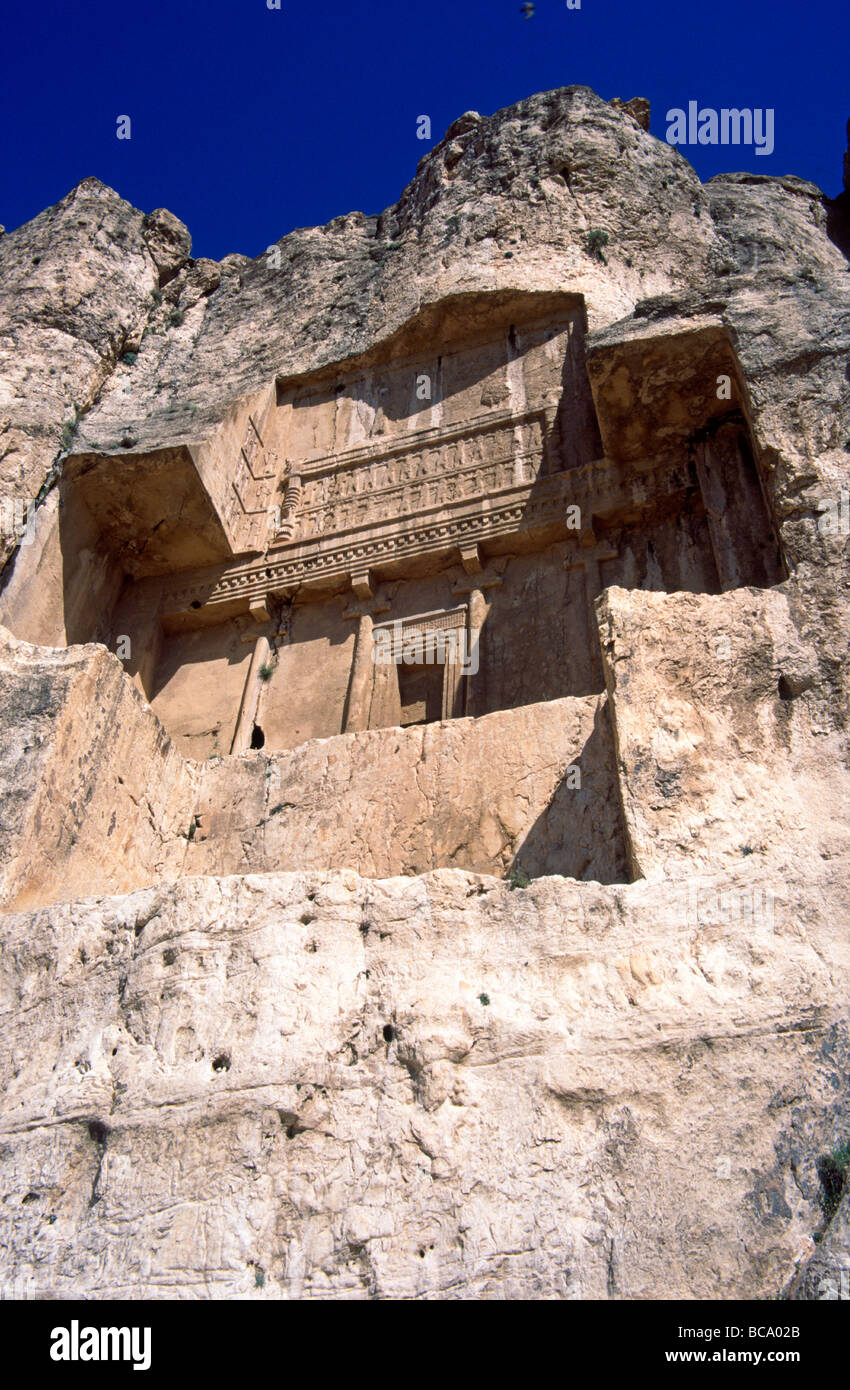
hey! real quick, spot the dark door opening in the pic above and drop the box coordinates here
[398,662,445,727]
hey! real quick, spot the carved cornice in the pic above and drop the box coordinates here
[161,475,572,616]
[157,455,697,621]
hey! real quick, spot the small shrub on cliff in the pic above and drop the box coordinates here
[584,229,609,264]
[59,419,77,451]
[818,1141,850,1223]
[259,662,275,682]
[507,865,531,891]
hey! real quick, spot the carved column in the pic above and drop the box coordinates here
[369,629,402,729]
[343,611,375,732]
[565,537,617,692]
[458,588,486,716]
[275,473,302,540]
[342,573,390,732]
[452,545,501,717]
[230,635,271,754]
[573,535,617,608]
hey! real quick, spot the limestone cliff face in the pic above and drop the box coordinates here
[0,86,849,1300]
[1,864,847,1300]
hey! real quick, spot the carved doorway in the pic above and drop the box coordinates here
[369,605,468,729]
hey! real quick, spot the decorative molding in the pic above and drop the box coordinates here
[157,455,697,623]
[160,475,576,617]
[373,605,468,643]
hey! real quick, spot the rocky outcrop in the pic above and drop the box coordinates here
[0,619,625,910]
[0,626,195,914]
[597,586,849,880]
[0,180,189,569]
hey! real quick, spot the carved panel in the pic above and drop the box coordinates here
[287,409,550,543]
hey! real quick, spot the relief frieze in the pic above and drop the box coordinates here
[277,408,549,543]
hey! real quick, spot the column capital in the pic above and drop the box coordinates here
[349,568,374,600]
[343,596,391,622]
[452,569,502,597]
[457,543,483,575]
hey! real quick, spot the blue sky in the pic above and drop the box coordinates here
[1,0,846,260]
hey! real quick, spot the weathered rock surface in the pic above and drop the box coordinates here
[1,862,847,1299]
[791,1178,850,1300]
[0,624,627,911]
[188,692,627,885]
[0,180,184,568]
[0,626,195,913]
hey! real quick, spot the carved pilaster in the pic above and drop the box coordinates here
[342,586,391,732]
[565,538,618,691]
[452,564,503,716]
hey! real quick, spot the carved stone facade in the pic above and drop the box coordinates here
[1,84,849,1303]
[0,290,782,770]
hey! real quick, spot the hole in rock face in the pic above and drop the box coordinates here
[163,947,177,965]
[383,1024,396,1043]
[278,1110,302,1139]
[250,724,265,749]
[778,673,813,701]
[212,1053,231,1072]
[190,600,202,610]
[87,1120,109,1146]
